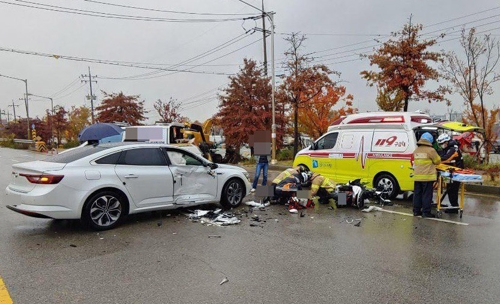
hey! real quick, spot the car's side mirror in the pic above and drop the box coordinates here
[208,163,218,170]
[311,142,317,150]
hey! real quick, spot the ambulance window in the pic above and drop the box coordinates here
[317,133,338,150]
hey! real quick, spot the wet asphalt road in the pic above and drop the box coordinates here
[1,148,500,303]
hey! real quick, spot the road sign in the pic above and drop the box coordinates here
[31,123,35,130]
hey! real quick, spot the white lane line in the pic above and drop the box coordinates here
[376,208,469,226]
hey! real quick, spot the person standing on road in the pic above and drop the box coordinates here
[413,132,441,218]
[436,134,464,213]
[251,154,269,193]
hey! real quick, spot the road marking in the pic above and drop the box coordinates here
[376,208,469,226]
[0,276,13,304]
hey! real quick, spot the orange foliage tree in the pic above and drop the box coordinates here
[278,33,354,156]
[154,98,187,123]
[96,92,146,125]
[214,59,286,154]
[298,85,356,139]
[375,87,405,111]
[361,22,449,112]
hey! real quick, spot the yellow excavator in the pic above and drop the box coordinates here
[181,119,224,163]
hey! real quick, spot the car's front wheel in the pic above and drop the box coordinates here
[82,190,126,231]
[220,178,244,208]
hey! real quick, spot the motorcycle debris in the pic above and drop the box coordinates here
[220,277,229,285]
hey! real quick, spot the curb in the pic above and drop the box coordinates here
[465,184,500,196]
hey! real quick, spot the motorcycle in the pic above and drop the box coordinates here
[334,179,392,209]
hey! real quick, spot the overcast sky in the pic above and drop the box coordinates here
[1,0,499,126]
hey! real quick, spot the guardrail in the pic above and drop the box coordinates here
[0,138,35,144]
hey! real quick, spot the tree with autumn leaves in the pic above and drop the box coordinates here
[361,22,449,112]
[278,33,356,156]
[441,28,500,161]
[214,58,286,155]
[96,91,146,125]
[154,98,188,123]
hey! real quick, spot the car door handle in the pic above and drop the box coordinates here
[124,175,138,179]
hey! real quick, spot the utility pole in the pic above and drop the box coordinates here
[0,110,5,124]
[9,100,19,122]
[261,0,268,76]
[81,66,97,124]
[238,0,277,164]
[0,74,30,139]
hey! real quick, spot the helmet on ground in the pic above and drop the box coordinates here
[420,132,434,144]
[298,165,306,173]
[437,133,451,144]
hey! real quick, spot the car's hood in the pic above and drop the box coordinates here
[215,164,246,172]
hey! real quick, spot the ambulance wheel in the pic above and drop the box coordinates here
[374,174,400,200]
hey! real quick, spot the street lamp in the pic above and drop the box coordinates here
[0,74,30,139]
[28,94,54,145]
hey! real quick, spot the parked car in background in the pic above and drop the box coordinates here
[6,143,251,230]
[493,139,500,154]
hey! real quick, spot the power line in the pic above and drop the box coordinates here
[277,32,388,37]
[99,31,255,80]
[236,0,263,13]
[50,77,81,98]
[98,36,262,81]
[426,5,500,28]
[83,0,255,16]
[0,0,258,22]
[0,46,234,75]
[52,83,86,100]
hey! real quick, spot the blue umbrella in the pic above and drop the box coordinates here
[78,123,123,143]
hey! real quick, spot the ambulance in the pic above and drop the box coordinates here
[293,112,433,199]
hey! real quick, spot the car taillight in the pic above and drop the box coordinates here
[20,174,64,184]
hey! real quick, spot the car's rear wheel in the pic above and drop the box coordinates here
[220,178,244,208]
[374,173,400,200]
[82,190,126,231]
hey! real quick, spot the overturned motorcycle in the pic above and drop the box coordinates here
[333,179,392,209]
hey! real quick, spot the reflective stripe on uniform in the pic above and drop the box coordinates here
[413,173,437,181]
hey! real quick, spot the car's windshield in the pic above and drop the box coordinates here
[44,146,112,163]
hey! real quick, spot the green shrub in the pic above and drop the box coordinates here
[240,157,256,165]
[463,154,482,170]
[63,141,80,149]
[0,134,16,148]
[277,148,294,161]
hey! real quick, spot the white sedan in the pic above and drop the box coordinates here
[6,143,251,230]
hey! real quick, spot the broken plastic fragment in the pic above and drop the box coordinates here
[220,277,229,285]
[245,201,271,208]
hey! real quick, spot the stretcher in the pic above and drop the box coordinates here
[436,166,483,219]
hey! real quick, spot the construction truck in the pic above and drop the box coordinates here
[123,120,225,163]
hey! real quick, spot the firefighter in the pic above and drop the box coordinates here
[413,132,441,218]
[309,172,336,204]
[271,165,306,185]
[436,133,464,213]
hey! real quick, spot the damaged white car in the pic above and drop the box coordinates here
[6,143,251,230]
